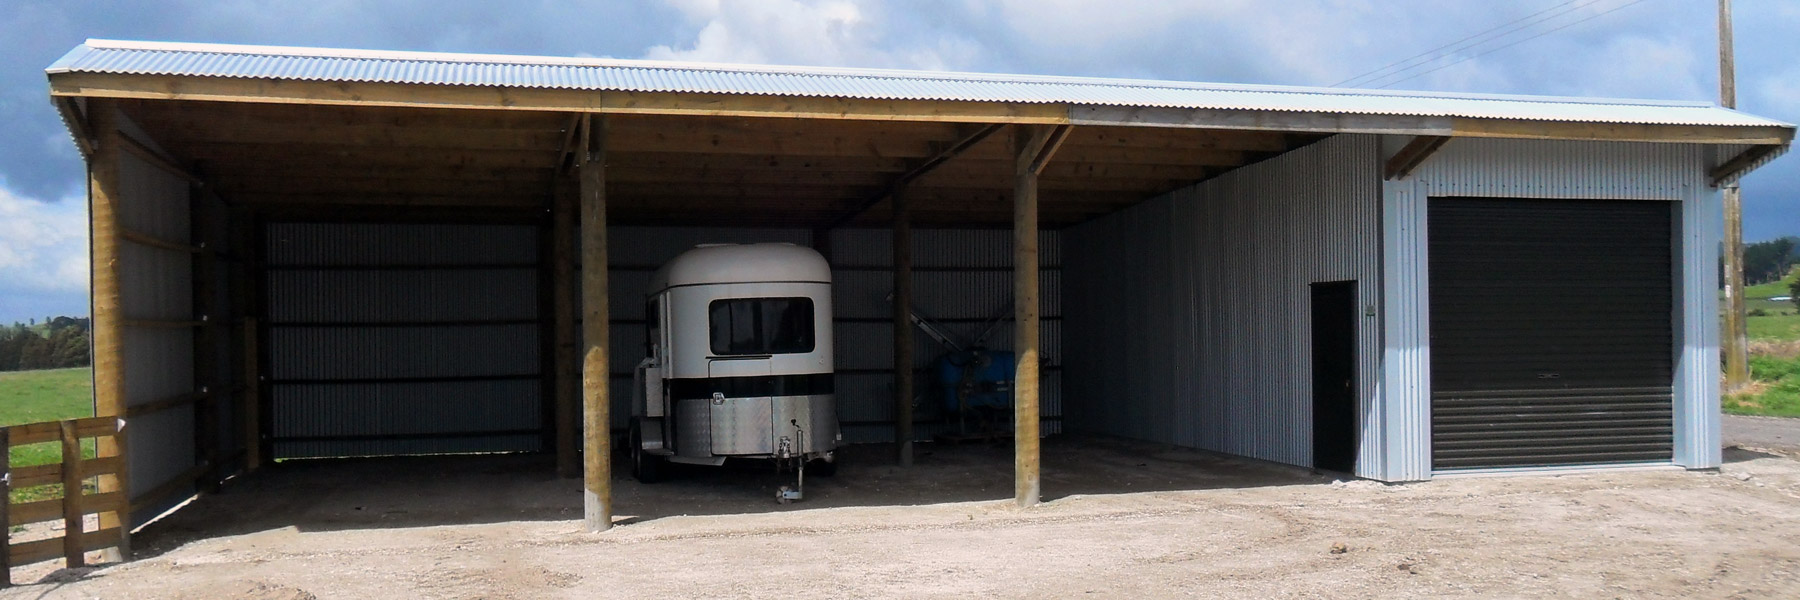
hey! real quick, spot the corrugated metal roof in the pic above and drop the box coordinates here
[48,39,1792,128]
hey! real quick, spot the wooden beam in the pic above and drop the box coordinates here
[116,132,203,185]
[1384,135,1451,181]
[1709,144,1785,187]
[121,98,571,130]
[120,228,202,254]
[554,114,583,175]
[181,144,560,169]
[52,73,1071,124]
[824,123,1005,229]
[229,193,544,208]
[1451,118,1793,145]
[86,100,131,561]
[578,114,613,532]
[552,180,578,478]
[1013,125,1051,509]
[893,184,914,467]
[54,97,93,158]
[1028,125,1073,175]
[1073,104,1796,145]
[210,174,551,198]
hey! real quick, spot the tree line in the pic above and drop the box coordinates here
[0,316,91,372]
[1744,236,1800,287]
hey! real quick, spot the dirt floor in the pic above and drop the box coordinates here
[7,435,1800,599]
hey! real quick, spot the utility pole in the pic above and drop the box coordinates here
[1720,0,1750,391]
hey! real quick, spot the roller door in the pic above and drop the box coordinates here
[1429,197,1674,470]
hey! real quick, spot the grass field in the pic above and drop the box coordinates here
[0,367,97,503]
[1726,267,1800,417]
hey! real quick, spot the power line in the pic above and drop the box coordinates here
[1369,0,1652,89]
[1332,0,1600,88]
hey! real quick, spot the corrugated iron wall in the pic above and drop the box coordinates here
[602,227,1063,443]
[114,135,198,522]
[1065,134,1382,472]
[263,223,544,458]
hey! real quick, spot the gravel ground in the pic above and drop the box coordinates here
[1724,414,1800,454]
[5,436,1800,599]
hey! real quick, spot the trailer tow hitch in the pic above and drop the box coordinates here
[777,420,806,504]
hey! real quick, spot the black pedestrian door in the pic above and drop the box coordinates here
[1428,198,1675,470]
[1311,281,1358,473]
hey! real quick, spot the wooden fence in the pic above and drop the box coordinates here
[1,416,127,586]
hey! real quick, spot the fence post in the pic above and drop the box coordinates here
[59,421,84,568]
[2,428,12,586]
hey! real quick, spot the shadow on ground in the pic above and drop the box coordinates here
[127,434,1330,559]
[1724,445,1788,463]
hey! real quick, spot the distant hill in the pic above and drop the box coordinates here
[0,316,90,372]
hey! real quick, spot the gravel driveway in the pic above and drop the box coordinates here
[1724,413,1800,453]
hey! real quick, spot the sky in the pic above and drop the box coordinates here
[0,0,1795,324]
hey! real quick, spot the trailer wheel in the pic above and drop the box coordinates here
[630,419,665,483]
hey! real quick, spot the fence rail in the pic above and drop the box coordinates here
[1,416,126,586]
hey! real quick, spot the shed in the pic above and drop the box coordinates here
[43,40,1794,549]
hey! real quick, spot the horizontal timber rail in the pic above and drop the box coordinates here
[119,229,203,254]
[1,416,127,585]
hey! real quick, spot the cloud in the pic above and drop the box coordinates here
[0,182,88,321]
[0,184,87,292]
[644,0,943,68]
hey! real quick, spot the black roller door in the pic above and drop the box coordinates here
[1429,197,1674,470]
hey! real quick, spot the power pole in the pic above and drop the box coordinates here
[1720,0,1751,391]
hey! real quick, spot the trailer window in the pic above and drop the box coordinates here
[709,297,814,356]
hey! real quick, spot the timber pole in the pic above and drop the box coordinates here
[893,185,915,467]
[87,100,131,559]
[578,114,614,531]
[553,179,579,478]
[1010,124,1069,508]
[1720,0,1750,391]
[1013,126,1048,508]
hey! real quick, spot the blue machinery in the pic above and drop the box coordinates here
[907,306,1017,440]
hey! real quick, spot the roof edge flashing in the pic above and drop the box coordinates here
[62,39,1736,110]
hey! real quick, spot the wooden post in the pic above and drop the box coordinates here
[1010,124,1068,509]
[893,185,915,467]
[553,180,579,478]
[1720,0,1750,391]
[87,101,131,560]
[578,115,613,532]
[59,420,84,568]
[1,428,12,587]
[1013,126,1047,508]
[242,319,261,472]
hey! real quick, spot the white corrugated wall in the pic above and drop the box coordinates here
[1065,134,1383,472]
[114,124,198,524]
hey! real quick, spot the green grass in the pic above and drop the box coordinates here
[1748,312,1800,343]
[1726,352,1800,417]
[1725,265,1800,417]
[0,368,97,503]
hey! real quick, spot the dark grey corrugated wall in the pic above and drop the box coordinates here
[264,223,545,458]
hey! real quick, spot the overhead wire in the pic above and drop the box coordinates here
[1368,0,1653,89]
[1332,0,1598,87]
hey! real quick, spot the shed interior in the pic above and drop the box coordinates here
[83,95,1334,527]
